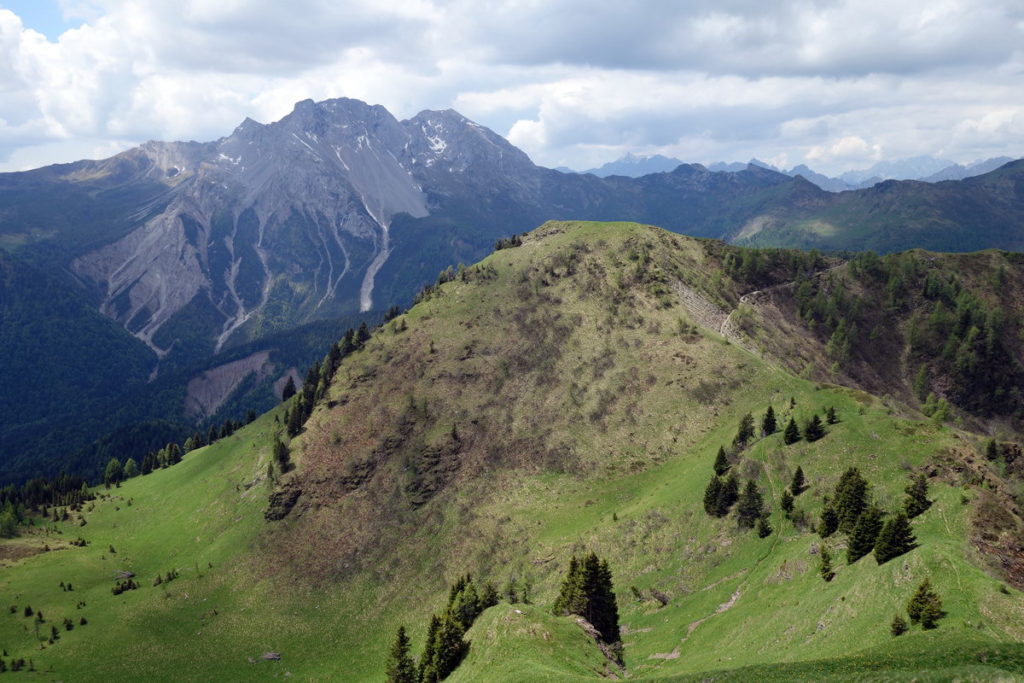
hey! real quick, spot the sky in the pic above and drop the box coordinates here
[0,1,1022,175]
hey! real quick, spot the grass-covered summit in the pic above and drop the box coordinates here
[1,220,1022,680]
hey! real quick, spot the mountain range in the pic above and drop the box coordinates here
[577,153,1018,191]
[3,97,1024,483]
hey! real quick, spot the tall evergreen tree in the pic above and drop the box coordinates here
[819,546,835,582]
[756,516,773,538]
[736,480,765,529]
[780,490,794,516]
[783,417,801,444]
[985,439,999,461]
[417,615,441,683]
[273,439,290,473]
[874,512,918,564]
[734,413,756,448]
[761,406,777,435]
[834,467,869,533]
[846,505,884,563]
[818,503,839,538]
[791,466,806,495]
[903,473,931,518]
[703,477,723,516]
[386,626,417,683]
[804,414,826,442]
[713,446,730,476]
[356,322,371,347]
[281,376,297,401]
[907,578,943,628]
[555,553,620,644]
[716,473,740,517]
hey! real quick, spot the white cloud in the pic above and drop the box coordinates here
[0,1,1021,175]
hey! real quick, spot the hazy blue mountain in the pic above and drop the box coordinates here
[580,153,685,177]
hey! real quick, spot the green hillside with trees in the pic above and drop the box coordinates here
[0,221,1022,680]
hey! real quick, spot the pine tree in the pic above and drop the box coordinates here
[783,417,801,444]
[818,504,839,538]
[834,467,869,533]
[756,516,773,538]
[890,614,908,636]
[556,553,620,644]
[713,446,730,476]
[716,473,740,517]
[417,615,441,682]
[903,473,931,518]
[874,512,918,564]
[734,413,755,448]
[356,322,371,347]
[385,626,417,683]
[736,480,765,529]
[703,477,723,516]
[419,610,468,683]
[804,414,826,442]
[847,506,884,563]
[761,406,777,435]
[907,578,943,628]
[985,438,999,461]
[791,466,806,495]
[826,406,838,424]
[280,376,296,403]
[819,546,835,582]
[780,490,794,516]
[273,439,290,473]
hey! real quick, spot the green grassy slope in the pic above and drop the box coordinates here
[0,221,1022,681]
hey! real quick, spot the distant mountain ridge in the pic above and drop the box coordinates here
[3,97,1024,482]
[569,153,1020,192]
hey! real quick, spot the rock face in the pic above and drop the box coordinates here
[55,98,566,360]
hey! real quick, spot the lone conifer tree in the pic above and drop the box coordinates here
[761,406,777,435]
[890,614,908,636]
[703,477,723,516]
[736,480,765,529]
[826,406,838,424]
[734,413,756,448]
[819,546,835,582]
[780,490,794,516]
[874,511,918,564]
[713,447,730,476]
[385,626,417,683]
[985,439,999,461]
[907,578,943,628]
[846,506,884,563]
[804,414,826,442]
[280,376,296,403]
[756,516,773,538]
[903,473,931,518]
[783,417,801,445]
[791,466,806,495]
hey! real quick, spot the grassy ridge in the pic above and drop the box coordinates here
[0,221,1022,680]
